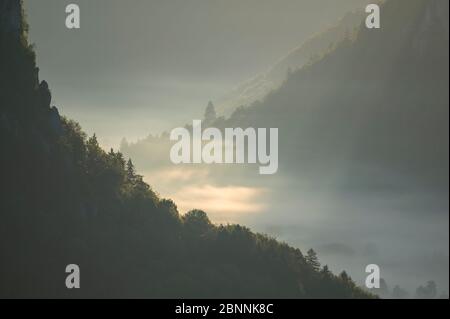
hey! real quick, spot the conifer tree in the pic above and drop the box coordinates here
[204,101,217,125]
[126,159,136,183]
[306,249,321,271]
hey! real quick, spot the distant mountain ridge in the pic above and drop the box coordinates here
[215,0,449,193]
[216,8,367,116]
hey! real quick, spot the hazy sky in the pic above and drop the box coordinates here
[23,0,369,148]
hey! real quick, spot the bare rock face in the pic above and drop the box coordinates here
[0,0,21,36]
[38,80,52,109]
[48,106,62,135]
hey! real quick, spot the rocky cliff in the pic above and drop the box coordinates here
[0,0,22,37]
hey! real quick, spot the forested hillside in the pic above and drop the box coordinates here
[0,0,372,298]
[216,8,367,116]
[215,0,449,193]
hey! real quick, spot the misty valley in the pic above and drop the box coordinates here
[0,0,448,301]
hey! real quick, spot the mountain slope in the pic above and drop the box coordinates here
[0,0,372,298]
[217,0,449,195]
[216,8,367,116]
